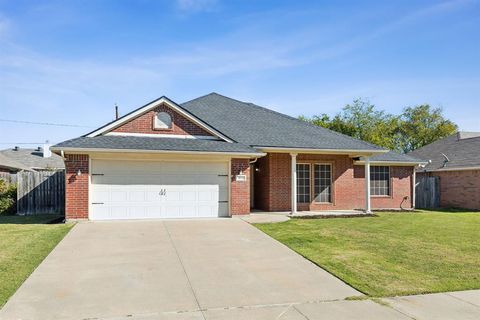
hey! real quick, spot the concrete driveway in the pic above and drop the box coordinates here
[0,218,408,320]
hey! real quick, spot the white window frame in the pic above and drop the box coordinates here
[370,165,391,197]
[313,163,333,204]
[296,163,311,204]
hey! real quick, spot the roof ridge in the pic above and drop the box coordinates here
[184,92,385,151]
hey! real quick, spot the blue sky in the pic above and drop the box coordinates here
[0,0,479,148]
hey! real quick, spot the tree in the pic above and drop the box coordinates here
[397,105,457,153]
[301,98,401,151]
[300,100,457,153]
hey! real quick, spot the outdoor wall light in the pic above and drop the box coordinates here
[77,169,82,176]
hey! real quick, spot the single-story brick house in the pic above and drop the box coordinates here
[52,93,422,220]
[409,132,480,210]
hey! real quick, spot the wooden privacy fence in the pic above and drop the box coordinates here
[0,172,17,184]
[415,175,440,209]
[16,171,65,215]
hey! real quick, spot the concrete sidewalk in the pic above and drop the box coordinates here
[383,290,480,320]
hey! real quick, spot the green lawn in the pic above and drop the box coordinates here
[0,215,73,308]
[255,210,480,297]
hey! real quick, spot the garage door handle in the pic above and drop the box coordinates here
[92,202,104,205]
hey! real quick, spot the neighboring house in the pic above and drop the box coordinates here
[0,153,32,173]
[0,146,65,172]
[409,132,480,210]
[51,93,422,220]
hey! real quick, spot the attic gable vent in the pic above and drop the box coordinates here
[154,111,173,130]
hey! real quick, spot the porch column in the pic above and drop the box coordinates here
[364,156,372,213]
[291,153,297,215]
[412,168,417,209]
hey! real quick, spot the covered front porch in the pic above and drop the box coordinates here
[249,150,385,215]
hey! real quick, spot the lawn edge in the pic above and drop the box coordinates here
[250,222,369,297]
[0,222,75,309]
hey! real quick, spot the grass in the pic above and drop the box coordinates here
[255,210,480,297]
[0,215,73,308]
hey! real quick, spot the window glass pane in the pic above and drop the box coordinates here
[370,166,390,196]
[296,164,310,203]
[314,164,332,203]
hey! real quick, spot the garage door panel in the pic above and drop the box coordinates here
[91,160,229,220]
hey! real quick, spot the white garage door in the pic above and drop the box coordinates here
[90,159,229,220]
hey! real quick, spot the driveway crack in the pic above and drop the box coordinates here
[162,221,206,320]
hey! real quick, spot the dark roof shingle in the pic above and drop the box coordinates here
[408,132,480,171]
[53,136,260,154]
[370,151,423,163]
[1,148,64,170]
[181,93,384,151]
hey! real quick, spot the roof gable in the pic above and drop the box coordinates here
[110,103,213,137]
[85,96,233,142]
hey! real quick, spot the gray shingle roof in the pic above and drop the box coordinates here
[53,93,423,164]
[53,136,260,154]
[408,132,480,171]
[370,151,423,163]
[0,153,33,172]
[181,93,384,151]
[1,148,64,170]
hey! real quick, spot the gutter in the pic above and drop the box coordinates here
[421,166,480,172]
[354,160,428,166]
[255,146,389,156]
[50,147,266,158]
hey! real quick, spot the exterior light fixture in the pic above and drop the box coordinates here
[77,169,82,176]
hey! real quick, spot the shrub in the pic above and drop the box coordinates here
[0,180,17,215]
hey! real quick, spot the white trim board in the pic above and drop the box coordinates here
[423,166,480,172]
[51,147,265,158]
[256,146,388,156]
[105,132,219,140]
[354,160,425,166]
[86,96,233,143]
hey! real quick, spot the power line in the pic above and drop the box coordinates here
[0,142,51,145]
[0,118,94,128]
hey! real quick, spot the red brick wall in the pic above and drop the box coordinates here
[65,154,89,219]
[353,166,413,210]
[112,103,212,136]
[253,153,414,211]
[421,170,480,210]
[231,159,250,215]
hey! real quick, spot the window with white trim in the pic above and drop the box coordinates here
[314,164,332,203]
[154,112,172,129]
[370,166,390,196]
[296,164,311,203]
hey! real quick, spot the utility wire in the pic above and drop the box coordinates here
[0,118,94,128]
[0,142,52,145]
